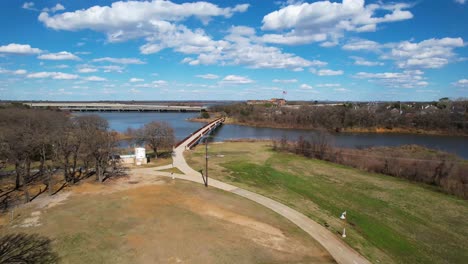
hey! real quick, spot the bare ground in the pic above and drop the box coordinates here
[0,170,334,264]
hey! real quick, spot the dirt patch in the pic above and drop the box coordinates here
[14,211,41,228]
[1,170,334,263]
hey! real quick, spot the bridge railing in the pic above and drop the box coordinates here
[175,117,224,149]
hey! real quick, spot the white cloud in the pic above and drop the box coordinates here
[342,39,380,51]
[385,38,464,69]
[220,75,254,85]
[273,79,298,83]
[196,74,219,79]
[311,69,344,76]
[0,68,27,75]
[453,79,468,87]
[55,64,69,69]
[152,80,168,87]
[85,76,107,82]
[14,69,27,75]
[38,51,80,61]
[27,71,79,80]
[77,67,98,73]
[334,88,350,92]
[181,26,316,70]
[38,0,249,41]
[343,37,464,69]
[261,0,413,45]
[38,1,315,72]
[317,83,341,88]
[22,2,36,11]
[130,78,144,82]
[350,56,384,66]
[100,65,125,73]
[300,84,313,89]
[0,43,42,54]
[455,0,466,4]
[93,57,145,64]
[42,3,65,13]
[355,70,428,88]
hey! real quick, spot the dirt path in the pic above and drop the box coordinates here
[133,131,371,264]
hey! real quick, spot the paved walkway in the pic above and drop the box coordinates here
[133,127,371,264]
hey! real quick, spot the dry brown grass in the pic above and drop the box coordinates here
[0,171,334,264]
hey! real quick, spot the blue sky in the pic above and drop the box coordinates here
[0,0,467,101]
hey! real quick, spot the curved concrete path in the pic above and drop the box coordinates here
[133,128,371,264]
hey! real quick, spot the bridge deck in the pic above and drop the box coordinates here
[175,117,225,150]
[27,103,205,112]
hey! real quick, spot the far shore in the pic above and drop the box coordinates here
[188,115,468,137]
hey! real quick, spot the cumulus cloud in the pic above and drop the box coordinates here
[100,65,125,73]
[0,68,27,75]
[261,0,413,45]
[311,68,344,76]
[350,56,384,66]
[85,76,107,82]
[129,78,144,82]
[152,80,168,87]
[38,0,249,41]
[38,51,80,60]
[196,74,219,79]
[27,71,79,80]
[300,84,313,89]
[317,83,342,88]
[180,26,317,70]
[384,38,464,69]
[42,3,65,13]
[220,75,254,85]
[273,79,298,83]
[93,57,145,64]
[14,69,28,75]
[77,67,98,73]
[453,79,468,87]
[22,2,36,11]
[355,70,428,88]
[343,37,464,69]
[0,43,42,54]
[37,1,312,71]
[342,39,380,51]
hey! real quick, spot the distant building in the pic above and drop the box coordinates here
[247,98,286,106]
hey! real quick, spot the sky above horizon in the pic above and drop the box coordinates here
[0,0,467,101]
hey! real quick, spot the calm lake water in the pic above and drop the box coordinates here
[75,112,468,159]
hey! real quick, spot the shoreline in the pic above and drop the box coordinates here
[188,116,468,137]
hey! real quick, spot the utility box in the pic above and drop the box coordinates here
[135,147,147,166]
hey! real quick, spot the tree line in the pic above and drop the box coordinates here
[0,106,121,206]
[272,134,468,199]
[211,99,468,133]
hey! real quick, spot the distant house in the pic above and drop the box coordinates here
[247,98,286,106]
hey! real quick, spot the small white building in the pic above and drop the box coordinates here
[120,147,147,165]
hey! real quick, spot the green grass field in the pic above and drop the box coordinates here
[186,141,468,264]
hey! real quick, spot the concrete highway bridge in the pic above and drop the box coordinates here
[27,102,206,112]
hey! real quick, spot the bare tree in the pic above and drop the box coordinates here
[0,233,59,263]
[76,115,116,182]
[136,121,175,158]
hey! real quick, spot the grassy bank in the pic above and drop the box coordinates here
[185,141,468,264]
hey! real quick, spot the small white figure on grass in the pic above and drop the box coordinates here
[340,211,347,220]
[342,228,346,238]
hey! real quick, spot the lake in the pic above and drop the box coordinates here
[74,112,468,159]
